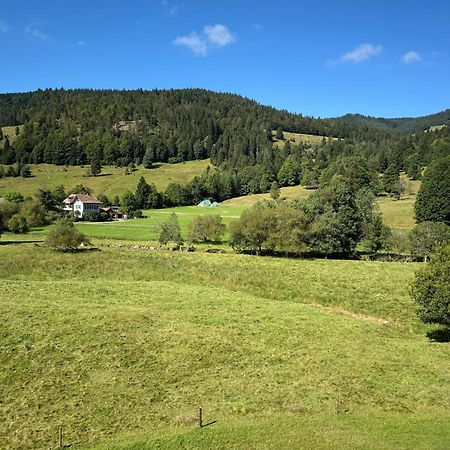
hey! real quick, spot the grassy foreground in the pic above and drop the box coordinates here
[0,159,210,198]
[1,244,449,449]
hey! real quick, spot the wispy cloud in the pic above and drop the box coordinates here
[402,50,421,64]
[76,40,86,46]
[25,21,51,40]
[174,32,207,56]
[174,24,235,56]
[0,20,10,33]
[161,0,181,16]
[341,43,382,64]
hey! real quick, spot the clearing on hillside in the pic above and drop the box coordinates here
[0,159,211,198]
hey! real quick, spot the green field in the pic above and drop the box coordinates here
[1,244,449,449]
[0,159,210,198]
[76,205,247,242]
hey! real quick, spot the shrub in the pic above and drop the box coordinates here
[45,219,90,250]
[8,214,29,233]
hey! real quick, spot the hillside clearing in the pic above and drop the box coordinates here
[0,159,211,198]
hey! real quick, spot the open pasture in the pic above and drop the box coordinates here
[0,244,449,448]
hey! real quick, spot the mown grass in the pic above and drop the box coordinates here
[0,159,210,198]
[1,244,449,449]
[76,205,247,241]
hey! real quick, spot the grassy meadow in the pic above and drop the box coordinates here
[1,243,450,449]
[0,159,210,198]
[0,125,24,147]
[272,130,336,148]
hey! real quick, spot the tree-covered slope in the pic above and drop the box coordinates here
[339,110,450,133]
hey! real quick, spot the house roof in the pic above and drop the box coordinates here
[63,194,102,205]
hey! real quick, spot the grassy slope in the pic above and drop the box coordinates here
[272,130,336,148]
[1,244,449,449]
[0,125,23,147]
[0,159,210,198]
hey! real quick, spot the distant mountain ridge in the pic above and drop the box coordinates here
[338,109,450,134]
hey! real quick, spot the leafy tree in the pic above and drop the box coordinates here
[52,185,67,205]
[277,158,299,186]
[89,157,102,176]
[142,148,154,168]
[113,195,120,206]
[120,191,139,215]
[362,212,391,254]
[69,184,92,195]
[188,215,226,243]
[37,188,57,212]
[296,180,365,256]
[97,194,111,207]
[415,156,450,225]
[20,199,48,227]
[409,221,450,261]
[158,213,183,246]
[230,206,273,254]
[411,245,450,327]
[45,219,90,250]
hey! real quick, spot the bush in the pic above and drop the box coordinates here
[45,219,90,250]
[8,214,29,233]
[411,245,450,327]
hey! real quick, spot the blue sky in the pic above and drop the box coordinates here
[0,0,449,118]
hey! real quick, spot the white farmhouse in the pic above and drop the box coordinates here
[63,194,102,218]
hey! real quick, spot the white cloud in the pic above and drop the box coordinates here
[0,20,10,33]
[402,50,421,64]
[341,43,382,64]
[203,24,235,47]
[174,32,207,56]
[77,40,86,46]
[174,23,235,56]
[25,21,50,40]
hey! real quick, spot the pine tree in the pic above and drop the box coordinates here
[135,176,151,209]
[415,156,450,225]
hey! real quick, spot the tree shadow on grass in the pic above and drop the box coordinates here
[0,240,43,245]
[427,328,450,343]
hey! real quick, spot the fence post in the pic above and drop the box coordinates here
[59,426,63,448]
[199,407,203,428]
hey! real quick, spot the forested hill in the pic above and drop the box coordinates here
[339,109,450,133]
[0,88,346,167]
[0,88,448,179]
